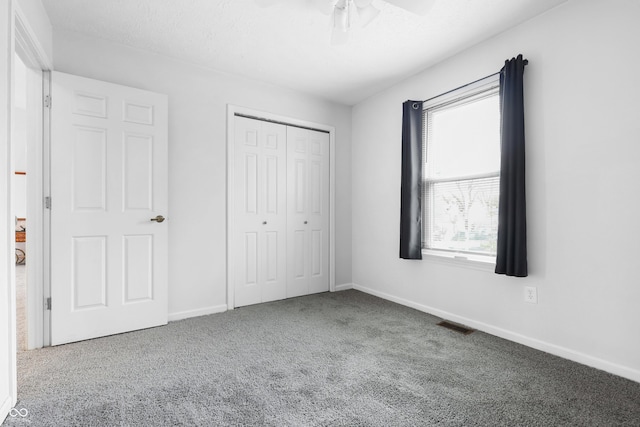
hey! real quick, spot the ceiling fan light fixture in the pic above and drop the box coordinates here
[333,1,350,32]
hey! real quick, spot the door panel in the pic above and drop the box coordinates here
[242,231,259,298]
[50,71,168,345]
[123,235,153,302]
[72,126,106,211]
[287,127,330,298]
[311,229,322,277]
[294,230,306,277]
[294,159,306,213]
[123,133,153,210]
[265,155,278,214]
[244,154,258,214]
[234,117,287,307]
[306,130,329,294]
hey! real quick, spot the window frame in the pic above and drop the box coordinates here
[421,75,501,266]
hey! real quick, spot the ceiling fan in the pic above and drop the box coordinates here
[255,0,435,45]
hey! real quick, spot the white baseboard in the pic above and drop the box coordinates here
[168,304,227,322]
[352,283,640,384]
[334,283,354,292]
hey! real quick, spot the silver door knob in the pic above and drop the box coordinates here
[262,221,267,225]
[304,221,308,224]
[150,215,165,223]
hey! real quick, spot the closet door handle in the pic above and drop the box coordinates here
[304,221,308,224]
[262,221,267,225]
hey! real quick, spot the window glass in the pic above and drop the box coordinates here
[423,80,500,258]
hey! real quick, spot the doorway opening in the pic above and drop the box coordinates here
[13,53,28,351]
[12,22,49,351]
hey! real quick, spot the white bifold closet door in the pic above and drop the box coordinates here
[286,126,330,298]
[233,117,329,307]
[234,117,288,307]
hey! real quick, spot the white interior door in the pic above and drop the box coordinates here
[234,117,287,307]
[50,71,168,345]
[286,127,330,298]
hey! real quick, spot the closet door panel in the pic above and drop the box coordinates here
[287,127,329,297]
[307,130,330,294]
[234,118,262,307]
[234,117,287,307]
[287,129,309,298]
[260,122,287,302]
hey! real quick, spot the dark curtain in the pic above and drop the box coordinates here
[399,100,423,260]
[495,54,528,277]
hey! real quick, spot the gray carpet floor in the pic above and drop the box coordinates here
[16,264,27,352]
[4,290,640,426]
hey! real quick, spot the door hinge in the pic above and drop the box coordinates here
[44,94,51,108]
[44,196,51,209]
[45,297,51,310]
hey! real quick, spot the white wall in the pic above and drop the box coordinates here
[51,30,353,318]
[351,0,640,382]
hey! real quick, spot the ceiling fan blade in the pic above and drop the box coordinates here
[384,0,435,16]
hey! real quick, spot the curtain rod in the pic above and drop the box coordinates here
[422,59,528,104]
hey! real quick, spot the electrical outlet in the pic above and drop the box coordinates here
[524,286,538,304]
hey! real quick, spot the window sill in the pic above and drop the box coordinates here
[421,249,495,272]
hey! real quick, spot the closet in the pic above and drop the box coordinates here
[233,116,330,307]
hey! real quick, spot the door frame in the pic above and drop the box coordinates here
[226,105,336,310]
[1,0,52,420]
[14,1,52,350]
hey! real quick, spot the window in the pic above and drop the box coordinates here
[422,77,500,259]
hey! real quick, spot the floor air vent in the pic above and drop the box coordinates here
[437,320,474,335]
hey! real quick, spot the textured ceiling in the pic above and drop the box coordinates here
[40,0,567,105]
